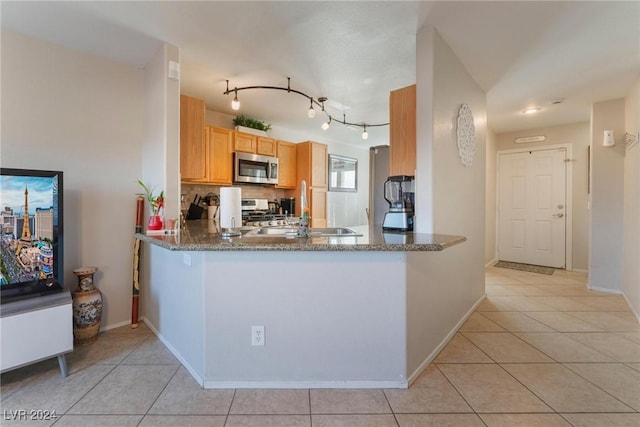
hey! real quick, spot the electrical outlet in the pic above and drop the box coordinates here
[251,325,265,346]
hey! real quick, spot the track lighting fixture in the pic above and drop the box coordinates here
[224,77,388,137]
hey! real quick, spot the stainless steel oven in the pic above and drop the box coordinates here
[234,152,279,185]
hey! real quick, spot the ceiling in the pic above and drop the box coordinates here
[2,1,639,148]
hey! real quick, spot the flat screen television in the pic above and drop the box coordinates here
[0,168,64,303]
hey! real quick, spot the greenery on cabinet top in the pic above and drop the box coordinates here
[232,115,271,132]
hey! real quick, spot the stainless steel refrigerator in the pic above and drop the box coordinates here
[368,145,390,225]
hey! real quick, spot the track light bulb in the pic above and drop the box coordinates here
[321,121,330,131]
[231,89,240,110]
[307,98,315,118]
[362,125,368,140]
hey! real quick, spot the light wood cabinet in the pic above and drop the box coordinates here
[389,84,416,176]
[310,141,328,187]
[310,188,327,228]
[295,141,328,227]
[275,140,297,189]
[180,95,206,181]
[233,132,276,156]
[256,136,277,156]
[233,131,257,153]
[205,126,233,185]
[180,108,233,185]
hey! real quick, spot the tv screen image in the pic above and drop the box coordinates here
[0,168,63,302]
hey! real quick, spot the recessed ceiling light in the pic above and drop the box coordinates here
[521,107,541,115]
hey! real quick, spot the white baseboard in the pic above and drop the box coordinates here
[621,294,640,324]
[485,258,498,268]
[203,379,407,389]
[587,285,623,295]
[99,319,132,332]
[406,293,487,386]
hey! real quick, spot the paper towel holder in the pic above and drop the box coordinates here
[219,186,242,238]
[220,216,241,238]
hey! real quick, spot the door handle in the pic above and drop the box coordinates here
[553,213,564,218]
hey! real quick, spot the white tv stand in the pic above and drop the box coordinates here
[1,291,73,377]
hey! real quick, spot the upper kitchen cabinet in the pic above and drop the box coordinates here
[389,84,416,176]
[296,141,328,189]
[256,136,277,156]
[205,126,233,185]
[296,141,328,227]
[275,140,297,189]
[180,95,206,181]
[233,132,277,156]
[233,131,257,153]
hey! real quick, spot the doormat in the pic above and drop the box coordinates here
[495,261,555,275]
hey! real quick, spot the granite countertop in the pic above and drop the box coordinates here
[136,220,466,252]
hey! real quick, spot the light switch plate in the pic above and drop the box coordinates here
[169,61,180,81]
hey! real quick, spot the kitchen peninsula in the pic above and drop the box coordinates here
[138,221,479,389]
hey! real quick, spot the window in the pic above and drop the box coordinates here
[328,154,357,192]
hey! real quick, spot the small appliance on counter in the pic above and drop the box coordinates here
[280,197,295,217]
[382,175,415,232]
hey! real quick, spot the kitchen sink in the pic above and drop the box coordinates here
[250,226,298,236]
[309,227,362,236]
[244,226,361,237]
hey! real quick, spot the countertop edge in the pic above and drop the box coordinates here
[135,230,466,252]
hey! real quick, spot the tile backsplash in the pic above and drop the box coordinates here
[181,183,293,217]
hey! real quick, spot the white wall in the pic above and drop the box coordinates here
[416,25,486,265]
[494,122,591,271]
[1,30,144,328]
[623,77,640,319]
[204,109,371,226]
[412,25,486,371]
[590,99,626,292]
[143,44,180,221]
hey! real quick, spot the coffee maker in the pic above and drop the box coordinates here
[280,197,295,217]
[382,175,415,231]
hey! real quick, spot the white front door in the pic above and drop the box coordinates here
[498,148,567,268]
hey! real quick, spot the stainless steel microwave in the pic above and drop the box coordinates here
[234,152,279,185]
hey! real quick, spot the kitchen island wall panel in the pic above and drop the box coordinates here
[201,251,407,387]
[143,245,206,384]
[139,225,479,388]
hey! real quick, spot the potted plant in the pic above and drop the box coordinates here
[233,115,271,136]
[137,179,164,230]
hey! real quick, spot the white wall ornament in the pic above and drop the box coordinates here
[456,104,476,166]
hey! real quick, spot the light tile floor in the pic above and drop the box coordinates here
[2,266,639,426]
